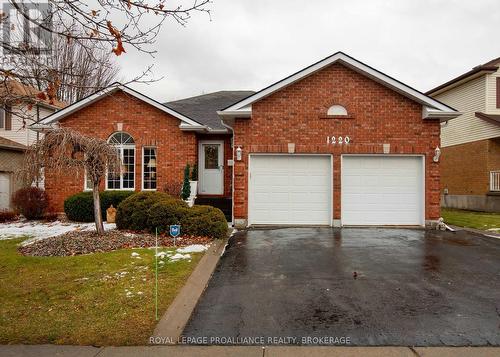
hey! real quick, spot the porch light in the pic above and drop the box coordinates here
[433,147,441,162]
[236,146,242,161]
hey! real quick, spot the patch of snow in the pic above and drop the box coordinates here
[156,251,168,259]
[0,220,116,245]
[177,244,208,253]
[169,253,191,261]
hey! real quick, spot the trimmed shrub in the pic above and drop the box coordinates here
[181,164,191,200]
[146,199,188,233]
[12,187,48,220]
[180,205,228,239]
[116,191,173,231]
[64,191,133,222]
[0,210,18,223]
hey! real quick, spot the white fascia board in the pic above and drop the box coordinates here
[37,83,206,130]
[222,52,457,115]
[422,106,462,122]
[217,109,252,118]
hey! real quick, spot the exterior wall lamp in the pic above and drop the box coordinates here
[433,146,441,162]
[236,146,242,161]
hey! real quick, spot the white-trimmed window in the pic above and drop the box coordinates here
[84,169,92,191]
[142,147,157,190]
[106,132,135,190]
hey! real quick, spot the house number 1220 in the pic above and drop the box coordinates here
[327,136,350,145]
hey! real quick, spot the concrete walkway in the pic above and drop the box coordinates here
[0,345,499,357]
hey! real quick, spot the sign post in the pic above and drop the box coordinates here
[155,227,158,321]
[169,225,180,246]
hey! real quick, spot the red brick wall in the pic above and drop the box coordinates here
[45,90,197,212]
[232,63,441,222]
[440,140,489,195]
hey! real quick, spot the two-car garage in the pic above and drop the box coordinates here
[248,155,424,226]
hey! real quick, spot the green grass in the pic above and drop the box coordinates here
[0,237,202,346]
[442,208,500,231]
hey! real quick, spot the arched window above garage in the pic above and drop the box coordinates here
[327,105,348,116]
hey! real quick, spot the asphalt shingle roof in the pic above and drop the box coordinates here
[0,136,26,151]
[164,91,255,130]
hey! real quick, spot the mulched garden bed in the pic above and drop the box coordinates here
[18,230,213,257]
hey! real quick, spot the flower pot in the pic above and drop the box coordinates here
[189,180,198,198]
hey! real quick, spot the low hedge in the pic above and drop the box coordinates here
[180,205,228,239]
[115,192,228,239]
[115,191,174,231]
[64,191,134,222]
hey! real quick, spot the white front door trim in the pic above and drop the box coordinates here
[198,140,224,195]
[248,153,333,226]
[340,154,426,226]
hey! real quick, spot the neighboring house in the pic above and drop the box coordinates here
[34,52,460,227]
[0,80,65,146]
[0,81,65,210]
[0,137,25,210]
[427,57,500,212]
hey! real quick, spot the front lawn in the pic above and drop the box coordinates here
[442,208,500,231]
[0,237,202,345]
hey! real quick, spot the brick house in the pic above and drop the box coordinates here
[427,56,500,212]
[35,52,460,227]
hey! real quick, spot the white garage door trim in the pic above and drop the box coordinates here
[341,154,425,226]
[248,154,333,226]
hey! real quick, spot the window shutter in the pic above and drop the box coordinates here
[4,106,12,130]
[497,77,500,108]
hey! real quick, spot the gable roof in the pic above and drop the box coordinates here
[33,83,207,131]
[427,56,500,96]
[0,136,26,151]
[165,91,254,130]
[219,51,460,121]
[1,79,66,110]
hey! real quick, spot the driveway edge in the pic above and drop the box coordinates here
[151,236,229,343]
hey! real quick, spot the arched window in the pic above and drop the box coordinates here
[107,132,135,190]
[327,105,348,116]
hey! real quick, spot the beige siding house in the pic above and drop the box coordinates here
[428,57,500,212]
[0,81,65,210]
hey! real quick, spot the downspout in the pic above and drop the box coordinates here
[221,118,235,227]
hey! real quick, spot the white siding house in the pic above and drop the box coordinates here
[428,57,500,212]
[0,104,56,147]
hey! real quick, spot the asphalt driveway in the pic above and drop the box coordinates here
[182,228,500,346]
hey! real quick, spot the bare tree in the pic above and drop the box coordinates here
[17,34,121,104]
[0,0,211,119]
[20,128,121,234]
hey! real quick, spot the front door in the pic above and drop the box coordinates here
[199,141,223,195]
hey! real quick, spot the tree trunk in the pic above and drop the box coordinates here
[93,182,104,235]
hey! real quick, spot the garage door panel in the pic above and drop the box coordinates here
[250,155,331,225]
[342,156,423,226]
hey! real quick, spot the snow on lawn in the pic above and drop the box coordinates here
[177,244,208,253]
[0,220,116,244]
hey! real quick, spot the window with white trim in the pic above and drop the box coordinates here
[106,132,135,190]
[84,169,92,191]
[143,147,157,190]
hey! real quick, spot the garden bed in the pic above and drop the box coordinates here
[19,230,212,257]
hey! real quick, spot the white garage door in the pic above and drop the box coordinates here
[0,172,11,210]
[341,156,424,226]
[249,155,331,225]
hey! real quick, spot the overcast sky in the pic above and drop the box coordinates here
[117,0,500,102]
